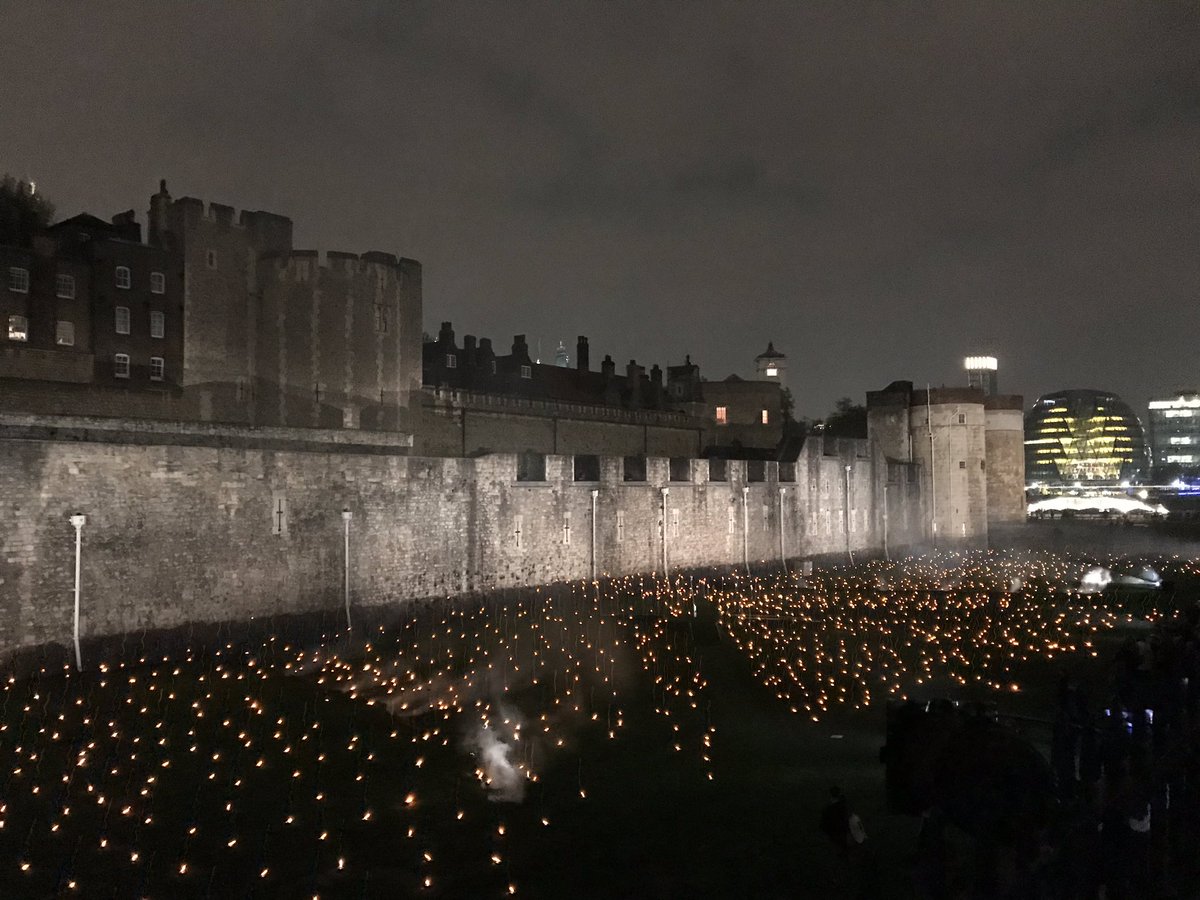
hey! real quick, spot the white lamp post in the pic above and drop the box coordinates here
[341,509,352,631]
[590,489,599,582]
[778,487,787,571]
[660,487,670,578]
[69,514,86,672]
[741,486,750,575]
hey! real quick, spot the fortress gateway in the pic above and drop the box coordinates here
[0,185,1023,663]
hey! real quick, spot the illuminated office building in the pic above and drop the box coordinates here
[1025,389,1147,485]
[1147,392,1200,479]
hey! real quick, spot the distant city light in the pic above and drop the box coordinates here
[964,356,998,371]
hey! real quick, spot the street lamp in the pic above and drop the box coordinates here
[69,514,86,672]
[341,509,352,631]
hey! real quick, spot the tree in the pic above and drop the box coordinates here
[823,397,868,438]
[0,175,55,248]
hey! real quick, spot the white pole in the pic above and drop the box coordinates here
[844,465,854,565]
[741,486,750,575]
[660,487,670,579]
[341,509,352,631]
[69,514,85,672]
[927,384,937,547]
[778,487,787,571]
[590,489,598,582]
[883,474,891,561]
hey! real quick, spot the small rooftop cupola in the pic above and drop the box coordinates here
[554,341,570,368]
[754,341,787,388]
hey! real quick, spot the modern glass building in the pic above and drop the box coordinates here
[1025,389,1148,485]
[1147,392,1200,480]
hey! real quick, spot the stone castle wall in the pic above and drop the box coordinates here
[0,426,924,662]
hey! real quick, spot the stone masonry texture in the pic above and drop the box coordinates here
[0,429,924,662]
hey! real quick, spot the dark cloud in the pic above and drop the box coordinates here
[1,0,1197,418]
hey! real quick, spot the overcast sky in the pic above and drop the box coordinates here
[2,2,1197,418]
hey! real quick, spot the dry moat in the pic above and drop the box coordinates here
[1,550,1197,898]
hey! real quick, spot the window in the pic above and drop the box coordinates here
[513,515,524,550]
[150,356,165,381]
[562,512,571,546]
[56,273,76,299]
[115,306,130,335]
[958,460,966,469]
[765,366,778,377]
[761,409,770,425]
[574,454,600,482]
[623,455,647,482]
[446,354,457,369]
[206,250,217,270]
[957,414,965,424]
[616,510,625,543]
[374,303,388,333]
[516,451,546,482]
[150,271,165,294]
[490,360,498,375]
[56,320,74,346]
[114,353,130,378]
[115,266,131,289]
[7,315,28,341]
[150,311,165,339]
[9,267,29,293]
[520,364,532,379]
[715,406,728,425]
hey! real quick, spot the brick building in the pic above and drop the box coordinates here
[1,182,422,437]
[1,210,181,398]
[419,324,704,457]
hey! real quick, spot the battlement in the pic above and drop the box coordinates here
[168,196,294,255]
[260,249,419,280]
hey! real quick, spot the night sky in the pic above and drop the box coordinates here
[3,2,1197,419]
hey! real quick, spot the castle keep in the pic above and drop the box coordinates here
[0,184,1023,664]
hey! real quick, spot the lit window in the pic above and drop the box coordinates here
[446,354,457,369]
[715,406,728,425]
[206,250,217,269]
[8,267,29,293]
[150,272,165,294]
[7,315,28,341]
[520,364,532,379]
[115,266,131,289]
[149,356,164,381]
[114,353,130,378]
[765,366,777,377]
[115,306,130,335]
[56,320,74,346]
[761,409,770,425]
[150,311,165,339]
[56,273,76,299]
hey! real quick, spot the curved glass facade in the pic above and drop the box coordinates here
[1025,389,1148,484]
